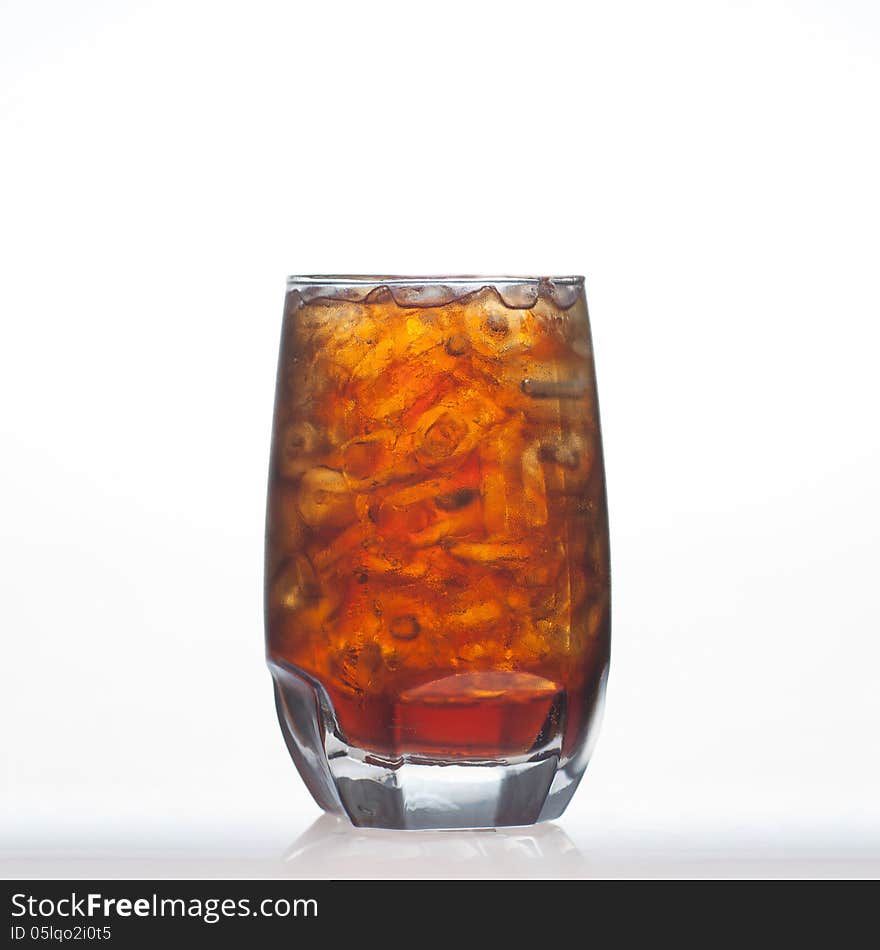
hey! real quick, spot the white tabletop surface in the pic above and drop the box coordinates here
[3,0,880,884]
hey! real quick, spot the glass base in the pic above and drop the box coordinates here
[269,659,605,830]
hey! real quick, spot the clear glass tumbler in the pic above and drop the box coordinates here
[265,276,610,828]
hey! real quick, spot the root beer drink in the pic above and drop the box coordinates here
[266,277,609,766]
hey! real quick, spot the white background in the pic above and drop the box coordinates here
[2,0,879,878]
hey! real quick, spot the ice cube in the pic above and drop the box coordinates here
[521,374,587,399]
[478,418,528,535]
[277,420,324,479]
[515,543,566,587]
[341,429,400,491]
[328,639,388,695]
[434,487,479,511]
[389,615,421,640]
[412,395,506,477]
[310,521,371,571]
[347,334,398,381]
[409,505,483,548]
[447,540,531,563]
[270,554,320,613]
[444,598,505,632]
[305,302,374,356]
[295,466,357,530]
[383,476,456,508]
[521,442,549,527]
[484,311,510,337]
[354,358,455,428]
[373,591,438,646]
[266,482,308,578]
[375,498,434,538]
[419,411,468,461]
[445,333,470,356]
[540,433,596,496]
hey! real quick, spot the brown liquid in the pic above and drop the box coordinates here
[266,285,609,758]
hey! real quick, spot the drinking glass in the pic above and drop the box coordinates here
[266,276,610,829]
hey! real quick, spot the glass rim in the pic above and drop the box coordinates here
[287,274,585,287]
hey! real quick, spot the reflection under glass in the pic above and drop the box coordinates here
[282,814,588,879]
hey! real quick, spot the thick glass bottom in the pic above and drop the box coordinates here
[269,658,606,830]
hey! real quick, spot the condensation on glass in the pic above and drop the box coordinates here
[265,276,610,829]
